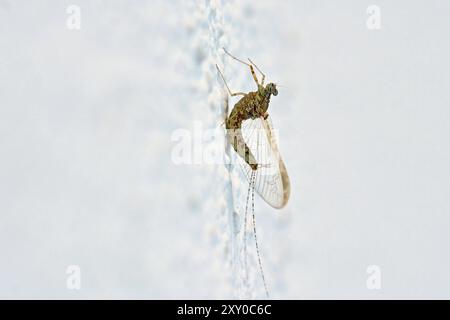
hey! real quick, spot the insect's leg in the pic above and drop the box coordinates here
[222,48,260,87]
[215,64,246,97]
[247,58,265,86]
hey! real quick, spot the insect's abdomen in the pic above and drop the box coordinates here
[226,128,258,171]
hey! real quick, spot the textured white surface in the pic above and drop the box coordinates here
[0,0,449,298]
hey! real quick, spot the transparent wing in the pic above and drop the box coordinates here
[237,116,290,209]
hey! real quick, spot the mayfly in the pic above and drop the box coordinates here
[216,48,290,297]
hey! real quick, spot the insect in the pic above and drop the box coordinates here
[216,48,290,297]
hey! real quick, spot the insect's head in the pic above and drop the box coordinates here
[266,83,278,96]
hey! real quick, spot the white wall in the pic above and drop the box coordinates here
[0,0,449,298]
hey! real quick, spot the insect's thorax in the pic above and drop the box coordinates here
[226,89,271,129]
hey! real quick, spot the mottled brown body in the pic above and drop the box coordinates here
[216,48,278,171]
[225,87,273,170]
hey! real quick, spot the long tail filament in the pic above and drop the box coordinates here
[243,171,269,298]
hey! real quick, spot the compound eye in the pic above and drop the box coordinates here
[272,87,278,96]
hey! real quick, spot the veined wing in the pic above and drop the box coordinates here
[238,116,290,209]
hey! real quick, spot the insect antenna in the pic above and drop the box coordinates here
[251,171,270,298]
[275,83,288,89]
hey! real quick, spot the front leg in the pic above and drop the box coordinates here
[223,48,260,87]
[248,58,265,86]
[216,64,247,97]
